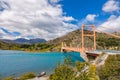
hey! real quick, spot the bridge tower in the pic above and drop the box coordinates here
[81,24,96,52]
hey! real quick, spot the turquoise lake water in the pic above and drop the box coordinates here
[0,50,84,78]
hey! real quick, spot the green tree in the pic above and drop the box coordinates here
[75,72,89,80]
[50,57,75,80]
[64,56,72,65]
[50,65,75,80]
[88,64,99,80]
[75,61,86,71]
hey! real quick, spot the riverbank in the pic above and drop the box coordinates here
[28,76,49,80]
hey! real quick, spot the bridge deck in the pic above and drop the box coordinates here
[62,47,94,53]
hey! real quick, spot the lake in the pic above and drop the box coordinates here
[0,50,84,78]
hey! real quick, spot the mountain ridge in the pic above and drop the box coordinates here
[0,38,46,44]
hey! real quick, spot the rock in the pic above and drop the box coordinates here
[37,72,46,77]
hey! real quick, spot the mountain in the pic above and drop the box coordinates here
[45,29,120,51]
[0,40,21,50]
[1,38,46,44]
[0,29,119,51]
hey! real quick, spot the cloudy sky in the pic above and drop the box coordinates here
[0,0,120,40]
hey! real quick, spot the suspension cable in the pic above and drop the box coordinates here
[96,29,120,39]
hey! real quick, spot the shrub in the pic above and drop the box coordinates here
[5,76,14,80]
[98,55,120,80]
[89,64,99,80]
[50,65,75,80]
[19,72,35,80]
[75,61,86,71]
[50,57,75,80]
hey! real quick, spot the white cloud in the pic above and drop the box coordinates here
[97,15,120,32]
[102,0,120,12]
[86,14,97,22]
[108,15,117,20]
[50,0,60,3]
[63,16,75,22]
[0,0,78,40]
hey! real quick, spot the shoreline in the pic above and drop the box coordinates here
[28,75,49,80]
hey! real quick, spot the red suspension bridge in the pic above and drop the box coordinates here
[61,24,120,61]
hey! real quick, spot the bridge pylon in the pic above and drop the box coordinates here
[81,24,96,52]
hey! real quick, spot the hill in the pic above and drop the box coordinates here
[0,38,46,44]
[20,29,120,52]
[0,40,21,50]
[0,29,120,52]
[46,29,120,50]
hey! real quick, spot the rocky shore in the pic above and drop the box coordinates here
[28,76,49,80]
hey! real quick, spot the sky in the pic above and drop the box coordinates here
[0,0,120,40]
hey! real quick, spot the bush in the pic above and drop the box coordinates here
[50,65,75,80]
[75,72,89,80]
[89,64,99,80]
[50,57,75,80]
[98,55,120,80]
[19,72,35,80]
[5,76,14,80]
[75,61,86,71]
